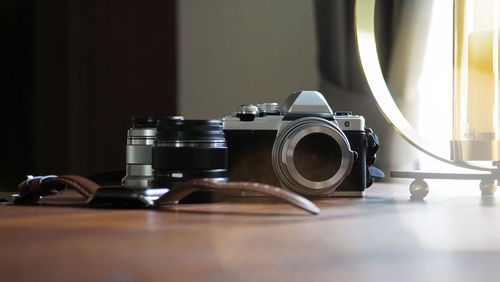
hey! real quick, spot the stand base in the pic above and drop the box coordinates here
[390,171,498,200]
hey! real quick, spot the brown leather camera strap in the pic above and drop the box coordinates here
[156,178,320,214]
[17,175,99,202]
[16,175,320,215]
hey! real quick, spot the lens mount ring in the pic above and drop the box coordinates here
[272,117,354,196]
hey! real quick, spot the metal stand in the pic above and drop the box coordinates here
[390,171,499,200]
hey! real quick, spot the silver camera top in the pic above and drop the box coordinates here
[222,91,365,131]
[281,91,334,119]
[335,112,365,131]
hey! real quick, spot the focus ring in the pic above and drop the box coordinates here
[272,117,353,196]
[152,147,228,170]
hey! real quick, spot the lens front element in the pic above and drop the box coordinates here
[293,133,342,182]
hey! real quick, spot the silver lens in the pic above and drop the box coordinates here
[272,117,354,196]
[122,116,183,188]
[122,127,157,188]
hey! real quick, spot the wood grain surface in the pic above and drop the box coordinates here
[2,182,500,282]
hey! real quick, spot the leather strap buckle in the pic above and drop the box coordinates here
[26,175,57,185]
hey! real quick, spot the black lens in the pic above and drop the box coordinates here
[156,119,225,141]
[293,133,342,182]
[152,119,228,203]
[133,116,185,129]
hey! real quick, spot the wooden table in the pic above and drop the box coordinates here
[2,181,500,282]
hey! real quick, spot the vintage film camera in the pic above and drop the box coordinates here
[222,91,381,197]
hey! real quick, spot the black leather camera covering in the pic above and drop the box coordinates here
[225,127,381,194]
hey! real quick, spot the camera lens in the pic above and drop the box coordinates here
[293,133,342,182]
[152,119,228,202]
[272,117,354,196]
[122,116,183,189]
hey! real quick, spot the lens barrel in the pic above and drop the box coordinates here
[152,119,228,202]
[122,116,183,188]
[272,117,354,197]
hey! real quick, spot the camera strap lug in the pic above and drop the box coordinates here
[365,128,385,182]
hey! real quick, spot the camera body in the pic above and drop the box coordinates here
[222,91,378,197]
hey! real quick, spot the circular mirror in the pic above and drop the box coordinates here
[355,0,497,171]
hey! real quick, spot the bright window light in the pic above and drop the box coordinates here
[416,0,476,173]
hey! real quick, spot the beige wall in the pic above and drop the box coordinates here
[178,0,319,119]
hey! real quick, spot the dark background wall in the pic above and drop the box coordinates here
[1,0,404,190]
[2,0,177,189]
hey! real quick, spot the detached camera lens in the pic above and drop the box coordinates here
[152,119,228,203]
[123,116,184,189]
